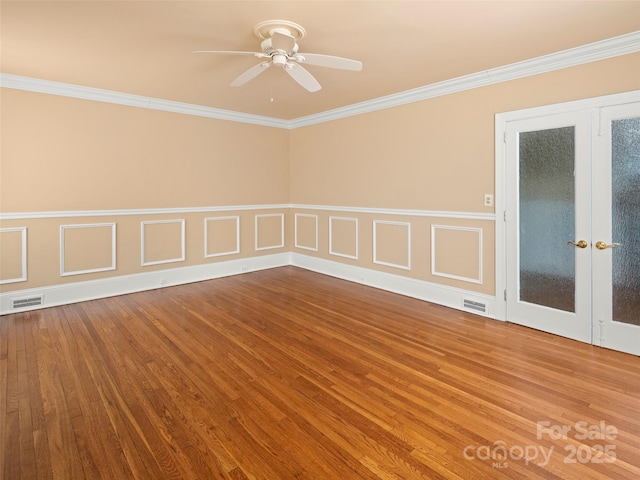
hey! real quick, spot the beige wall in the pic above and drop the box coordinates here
[288,53,640,297]
[1,53,639,301]
[0,89,289,212]
[289,53,640,210]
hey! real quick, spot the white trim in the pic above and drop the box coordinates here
[141,219,186,266]
[495,110,508,322]
[1,251,497,320]
[255,213,285,251]
[431,225,483,284]
[494,89,640,322]
[0,203,289,221]
[0,74,289,129]
[373,220,411,271]
[292,204,494,220]
[1,253,290,315]
[204,216,240,258]
[60,223,117,276]
[329,216,359,260]
[0,227,28,284]
[2,32,637,129]
[496,90,640,123]
[1,204,495,222]
[294,213,318,251]
[291,253,497,320]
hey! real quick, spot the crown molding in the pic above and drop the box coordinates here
[0,74,290,129]
[289,31,640,127]
[1,31,638,129]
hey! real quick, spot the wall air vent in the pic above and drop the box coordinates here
[12,295,44,309]
[462,298,487,314]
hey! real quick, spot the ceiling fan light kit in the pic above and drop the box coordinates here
[194,19,362,93]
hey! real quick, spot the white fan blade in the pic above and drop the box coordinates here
[193,50,268,58]
[231,61,271,87]
[285,63,321,92]
[296,53,362,71]
[271,31,296,53]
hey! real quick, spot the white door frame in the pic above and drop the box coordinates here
[494,90,640,323]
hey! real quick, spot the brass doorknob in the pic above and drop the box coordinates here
[568,240,588,248]
[595,241,621,250]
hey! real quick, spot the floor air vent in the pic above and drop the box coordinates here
[12,295,44,309]
[463,299,487,314]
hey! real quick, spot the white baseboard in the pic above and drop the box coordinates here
[2,252,498,320]
[289,253,498,320]
[0,253,290,315]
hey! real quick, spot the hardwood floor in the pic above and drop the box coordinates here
[2,266,639,479]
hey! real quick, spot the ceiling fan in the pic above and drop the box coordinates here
[194,20,362,93]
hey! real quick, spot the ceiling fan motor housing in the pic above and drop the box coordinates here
[260,35,299,57]
[272,54,288,66]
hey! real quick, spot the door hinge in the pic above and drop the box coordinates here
[596,108,603,137]
[503,210,507,222]
[504,289,507,301]
[598,318,605,346]
[503,131,507,143]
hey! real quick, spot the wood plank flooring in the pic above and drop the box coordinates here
[2,266,639,479]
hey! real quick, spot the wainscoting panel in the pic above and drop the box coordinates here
[0,227,27,284]
[289,206,495,297]
[431,225,483,284]
[373,220,411,271]
[329,216,358,260]
[141,219,186,266]
[294,213,318,251]
[204,216,240,258]
[60,223,116,276]
[255,213,285,251]
[0,206,289,295]
[1,205,496,317]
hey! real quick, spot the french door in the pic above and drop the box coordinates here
[504,98,640,356]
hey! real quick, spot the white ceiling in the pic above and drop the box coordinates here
[2,1,639,120]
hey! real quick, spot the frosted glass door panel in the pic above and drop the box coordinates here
[505,95,639,355]
[519,127,576,312]
[611,117,640,326]
[506,110,591,344]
